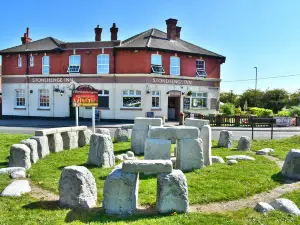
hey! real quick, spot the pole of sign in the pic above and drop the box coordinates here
[92,107,95,133]
[76,107,79,127]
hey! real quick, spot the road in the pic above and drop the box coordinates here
[0,126,298,140]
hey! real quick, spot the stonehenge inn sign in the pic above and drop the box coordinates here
[72,85,98,132]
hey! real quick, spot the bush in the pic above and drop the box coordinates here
[235,106,242,115]
[275,110,291,117]
[249,107,273,117]
[220,103,235,115]
[289,105,300,116]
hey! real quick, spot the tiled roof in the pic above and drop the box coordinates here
[119,29,225,61]
[60,40,120,49]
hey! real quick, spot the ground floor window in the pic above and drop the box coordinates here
[15,89,25,108]
[152,90,160,108]
[122,90,141,108]
[39,89,50,108]
[98,90,109,108]
[191,92,208,108]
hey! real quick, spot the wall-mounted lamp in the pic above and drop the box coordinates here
[53,85,65,96]
[146,85,151,94]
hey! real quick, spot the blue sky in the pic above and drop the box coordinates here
[0,0,299,94]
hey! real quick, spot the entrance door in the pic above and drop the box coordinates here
[69,97,76,119]
[168,96,181,121]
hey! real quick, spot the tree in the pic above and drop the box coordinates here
[288,89,300,107]
[262,89,289,113]
[238,89,264,109]
[220,90,239,106]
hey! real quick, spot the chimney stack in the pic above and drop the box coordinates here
[21,27,32,44]
[110,23,118,41]
[175,26,181,39]
[94,25,103,41]
[166,18,178,40]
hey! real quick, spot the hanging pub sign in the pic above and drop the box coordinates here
[72,85,98,107]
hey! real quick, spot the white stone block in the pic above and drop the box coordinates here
[156,170,189,213]
[176,138,204,172]
[87,134,115,167]
[237,136,251,151]
[61,131,79,150]
[59,166,97,209]
[114,128,129,142]
[185,118,209,131]
[20,139,39,163]
[8,144,31,169]
[144,138,171,160]
[35,128,57,136]
[1,180,31,197]
[200,125,212,166]
[103,168,139,215]
[270,198,300,215]
[48,133,64,153]
[148,126,199,140]
[78,129,92,147]
[31,136,50,158]
[218,130,233,148]
[0,167,26,175]
[281,149,300,180]
[131,124,149,155]
[134,117,163,126]
[122,160,173,173]
[96,128,111,136]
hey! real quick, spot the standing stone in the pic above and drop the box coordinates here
[176,138,204,172]
[144,138,171,160]
[281,149,300,180]
[218,130,233,148]
[103,168,139,215]
[78,129,93,147]
[8,144,32,169]
[30,136,50,158]
[200,125,212,166]
[157,170,189,213]
[270,198,300,215]
[87,134,115,167]
[185,118,209,131]
[131,124,149,155]
[61,131,79,150]
[48,133,64,153]
[96,128,111,136]
[237,136,251,151]
[256,148,274,155]
[59,166,97,209]
[20,139,39,163]
[114,128,129,142]
[1,180,31,197]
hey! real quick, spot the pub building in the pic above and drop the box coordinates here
[0,19,225,121]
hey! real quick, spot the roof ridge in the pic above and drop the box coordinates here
[49,37,64,47]
[121,29,152,46]
[146,28,155,47]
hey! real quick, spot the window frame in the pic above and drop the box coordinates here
[151,90,160,109]
[97,89,109,108]
[38,89,50,109]
[190,92,208,108]
[68,55,81,73]
[170,56,180,76]
[42,56,50,75]
[97,54,110,74]
[151,54,165,74]
[122,90,142,109]
[18,55,22,68]
[15,89,26,108]
[196,59,207,77]
[29,55,34,67]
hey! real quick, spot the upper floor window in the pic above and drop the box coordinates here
[39,89,50,108]
[18,55,22,68]
[30,55,34,67]
[151,54,165,74]
[98,90,109,108]
[170,56,180,76]
[68,55,81,73]
[191,92,207,108]
[15,89,25,108]
[42,56,50,75]
[196,59,207,77]
[122,90,141,108]
[152,91,160,108]
[97,54,109,74]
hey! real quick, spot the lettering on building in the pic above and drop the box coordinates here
[30,77,74,83]
[152,78,193,85]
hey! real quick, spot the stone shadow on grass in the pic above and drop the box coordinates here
[23,200,61,211]
[58,164,100,171]
[271,172,289,184]
[0,162,8,167]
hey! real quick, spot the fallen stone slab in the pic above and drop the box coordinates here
[61,131,79,150]
[256,148,275,155]
[0,167,26,175]
[200,125,212,166]
[211,156,225,164]
[59,166,97,209]
[8,144,32,169]
[270,198,300,216]
[218,130,233,148]
[1,180,31,197]
[148,126,199,140]
[226,155,255,161]
[103,168,139,215]
[134,117,163,126]
[10,170,26,179]
[20,139,39,163]
[122,160,173,173]
[227,159,238,165]
[237,136,251,151]
[30,136,50,159]
[78,129,92,147]
[254,202,275,214]
[87,134,115,167]
[144,138,171,160]
[157,170,189,213]
[114,128,129,142]
[96,128,111,136]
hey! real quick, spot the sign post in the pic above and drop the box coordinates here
[72,85,98,133]
[76,107,79,127]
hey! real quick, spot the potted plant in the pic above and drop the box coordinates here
[187,90,192,97]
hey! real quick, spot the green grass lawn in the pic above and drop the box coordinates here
[1,133,300,225]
